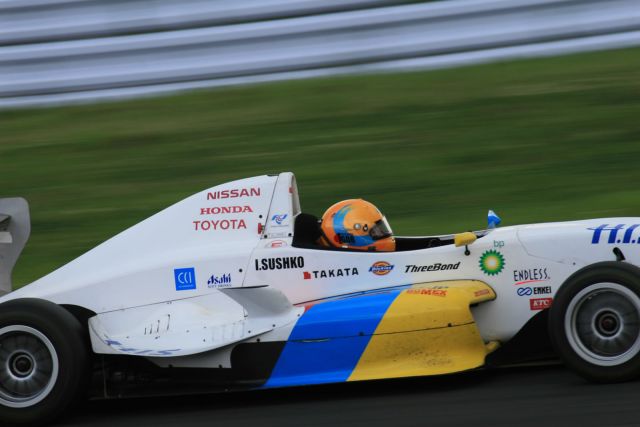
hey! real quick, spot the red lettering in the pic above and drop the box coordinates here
[199,205,254,216]
[206,188,261,200]
[193,218,248,231]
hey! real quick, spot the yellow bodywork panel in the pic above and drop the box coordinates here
[348,280,496,381]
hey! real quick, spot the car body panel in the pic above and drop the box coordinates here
[2,172,640,389]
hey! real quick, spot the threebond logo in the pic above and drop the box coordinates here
[369,261,394,276]
[479,250,505,276]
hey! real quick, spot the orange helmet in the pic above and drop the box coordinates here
[319,199,395,251]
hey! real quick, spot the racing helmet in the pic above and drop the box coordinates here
[319,199,395,251]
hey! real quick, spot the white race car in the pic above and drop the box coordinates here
[1,172,640,425]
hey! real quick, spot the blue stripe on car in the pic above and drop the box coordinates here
[264,290,401,388]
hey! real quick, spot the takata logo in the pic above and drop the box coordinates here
[589,224,640,244]
[369,261,394,276]
[304,268,359,280]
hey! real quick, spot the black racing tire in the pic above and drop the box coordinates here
[0,298,91,426]
[549,261,640,383]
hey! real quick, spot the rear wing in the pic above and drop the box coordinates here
[0,198,30,295]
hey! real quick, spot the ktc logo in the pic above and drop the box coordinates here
[589,224,640,244]
[174,267,196,291]
[530,298,552,310]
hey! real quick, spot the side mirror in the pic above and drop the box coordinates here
[454,232,477,256]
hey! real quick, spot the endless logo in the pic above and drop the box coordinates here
[304,268,359,280]
[207,273,231,288]
[255,256,305,270]
[513,268,550,284]
[369,261,394,276]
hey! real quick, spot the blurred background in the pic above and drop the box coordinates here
[1,0,640,288]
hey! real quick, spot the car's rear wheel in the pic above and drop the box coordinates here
[0,299,90,425]
[549,261,640,382]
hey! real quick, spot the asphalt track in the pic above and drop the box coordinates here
[57,365,640,427]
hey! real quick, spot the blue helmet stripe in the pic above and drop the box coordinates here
[332,205,374,247]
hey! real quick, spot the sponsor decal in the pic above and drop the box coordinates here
[266,240,288,248]
[405,262,460,273]
[207,273,232,288]
[193,219,247,231]
[406,288,447,297]
[174,267,196,291]
[103,339,180,356]
[517,286,552,296]
[513,268,550,285]
[255,256,304,270]
[589,224,640,244]
[369,261,394,276]
[493,240,505,249]
[200,205,253,216]
[207,187,261,200]
[271,213,289,226]
[479,250,505,276]
[474,289,491,297]
[530,297,553,310]
[303,268,359,280]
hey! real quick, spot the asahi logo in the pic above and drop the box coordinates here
[207,187,261,200]
[255,256,305,271]
[303,268,359,280]
[207,273,232,288]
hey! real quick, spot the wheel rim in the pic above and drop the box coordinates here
[0,325,59,408]
[565,283,640,367]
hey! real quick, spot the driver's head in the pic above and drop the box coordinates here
[318,199,395,251]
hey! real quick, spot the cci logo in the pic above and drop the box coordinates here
[174,267,196,291]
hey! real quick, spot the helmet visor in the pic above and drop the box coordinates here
[370,217,392,240]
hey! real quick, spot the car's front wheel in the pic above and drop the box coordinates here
[0,298,90,425]
[549,261,640,383]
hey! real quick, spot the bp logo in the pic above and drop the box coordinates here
[479,250,505,276]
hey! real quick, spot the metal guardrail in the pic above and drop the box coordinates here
[1,0,640,108]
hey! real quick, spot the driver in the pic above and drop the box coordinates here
[318,199,395,251]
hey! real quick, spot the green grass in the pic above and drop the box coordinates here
[2,47,640,288]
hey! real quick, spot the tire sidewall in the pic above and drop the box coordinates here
[0,299,90,425]
[549,261,640,382]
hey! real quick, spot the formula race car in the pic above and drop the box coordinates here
[2,172,640,425]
